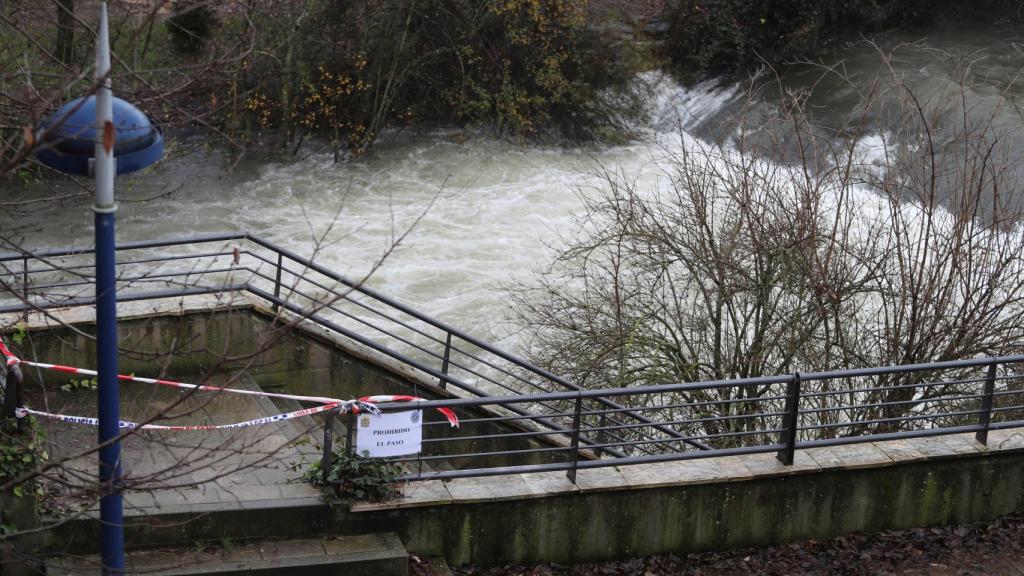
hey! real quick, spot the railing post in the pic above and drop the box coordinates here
[0,362,8,428]
[566,393,583,484]
[321,407,336,484]
[14,364,23,434]
[776,372,801,465]
[976,362,997,445]
[21,255,29,320]
[272,252,283,314]
[438,332,452,390]
[1,360,24,434]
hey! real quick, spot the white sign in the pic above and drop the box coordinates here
[355,410,423,457]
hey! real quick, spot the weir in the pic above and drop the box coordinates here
[2,236,1024,573]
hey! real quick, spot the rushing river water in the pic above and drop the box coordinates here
[6,14,1024,350]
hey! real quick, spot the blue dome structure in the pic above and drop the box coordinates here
[34,96,164,176]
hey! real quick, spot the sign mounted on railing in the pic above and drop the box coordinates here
[356,410,423,457]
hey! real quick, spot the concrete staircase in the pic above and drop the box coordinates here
[44,533,408,575]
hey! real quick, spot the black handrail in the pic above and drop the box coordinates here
[4,235,1024,483]
[11,232,1023,483]
[0,232,246,261]
[364,353,1024,407]
[362,355,1024,482]
[244,234,710,450]
[245,285,626,457]
[0,233,706,450]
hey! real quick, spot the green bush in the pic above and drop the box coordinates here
[306,449,403,502]
[0,416,45,498]
[234,0,643,152]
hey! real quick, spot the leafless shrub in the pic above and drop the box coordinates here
[511,50,1024,448]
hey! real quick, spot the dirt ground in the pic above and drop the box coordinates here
[419,512,1024,576]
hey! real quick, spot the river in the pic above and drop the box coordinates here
[6,13,1024,351]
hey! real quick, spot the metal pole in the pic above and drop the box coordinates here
[0,360,9,427]
[272,252,283,313]
[976,362,997,445]
[94,4,125,573]
[4,363,24,434]
[776,372,801,465]
[321,408,336,484]
[438,332,451,390]
[21,256,28,319]
[566,393,583,484]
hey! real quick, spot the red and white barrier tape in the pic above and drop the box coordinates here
[358,394,459,427]
[16,399,381,431]
[0,340,459,429]
[0,339,17,367]
[14,359,345,405]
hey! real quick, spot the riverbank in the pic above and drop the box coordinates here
[2,1,659,181]
[661,0,1024,81]
[9,1,1023,180]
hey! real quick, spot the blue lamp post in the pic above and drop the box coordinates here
[33,3,163,574]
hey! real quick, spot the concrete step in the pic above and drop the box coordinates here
[45,533,407,576]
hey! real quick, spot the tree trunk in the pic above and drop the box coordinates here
[281,1,312,148]
[55,0,75,65]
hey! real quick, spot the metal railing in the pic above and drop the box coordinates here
[0,360,24,434]
[0,233,704,457]
[358,355,1024,481]
[3,235,1022,484]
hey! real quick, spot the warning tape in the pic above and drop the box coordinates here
[16,399,380,431]
[0,340,460,429]
[358,395,459,427]
[15,359,345,405]
[0,339,17,367]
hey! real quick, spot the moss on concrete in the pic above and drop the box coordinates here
[336,451,1024,567]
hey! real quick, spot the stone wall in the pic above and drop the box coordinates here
[342,431,1024,566]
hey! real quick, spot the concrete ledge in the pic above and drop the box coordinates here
[46,493,333,553]
[342,431,1024,566]
[0,293,255,331]
[804,442,894,469]
[45,532,408,576]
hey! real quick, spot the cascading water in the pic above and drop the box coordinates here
[6,17,1024,354]
[4,75,741,345]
